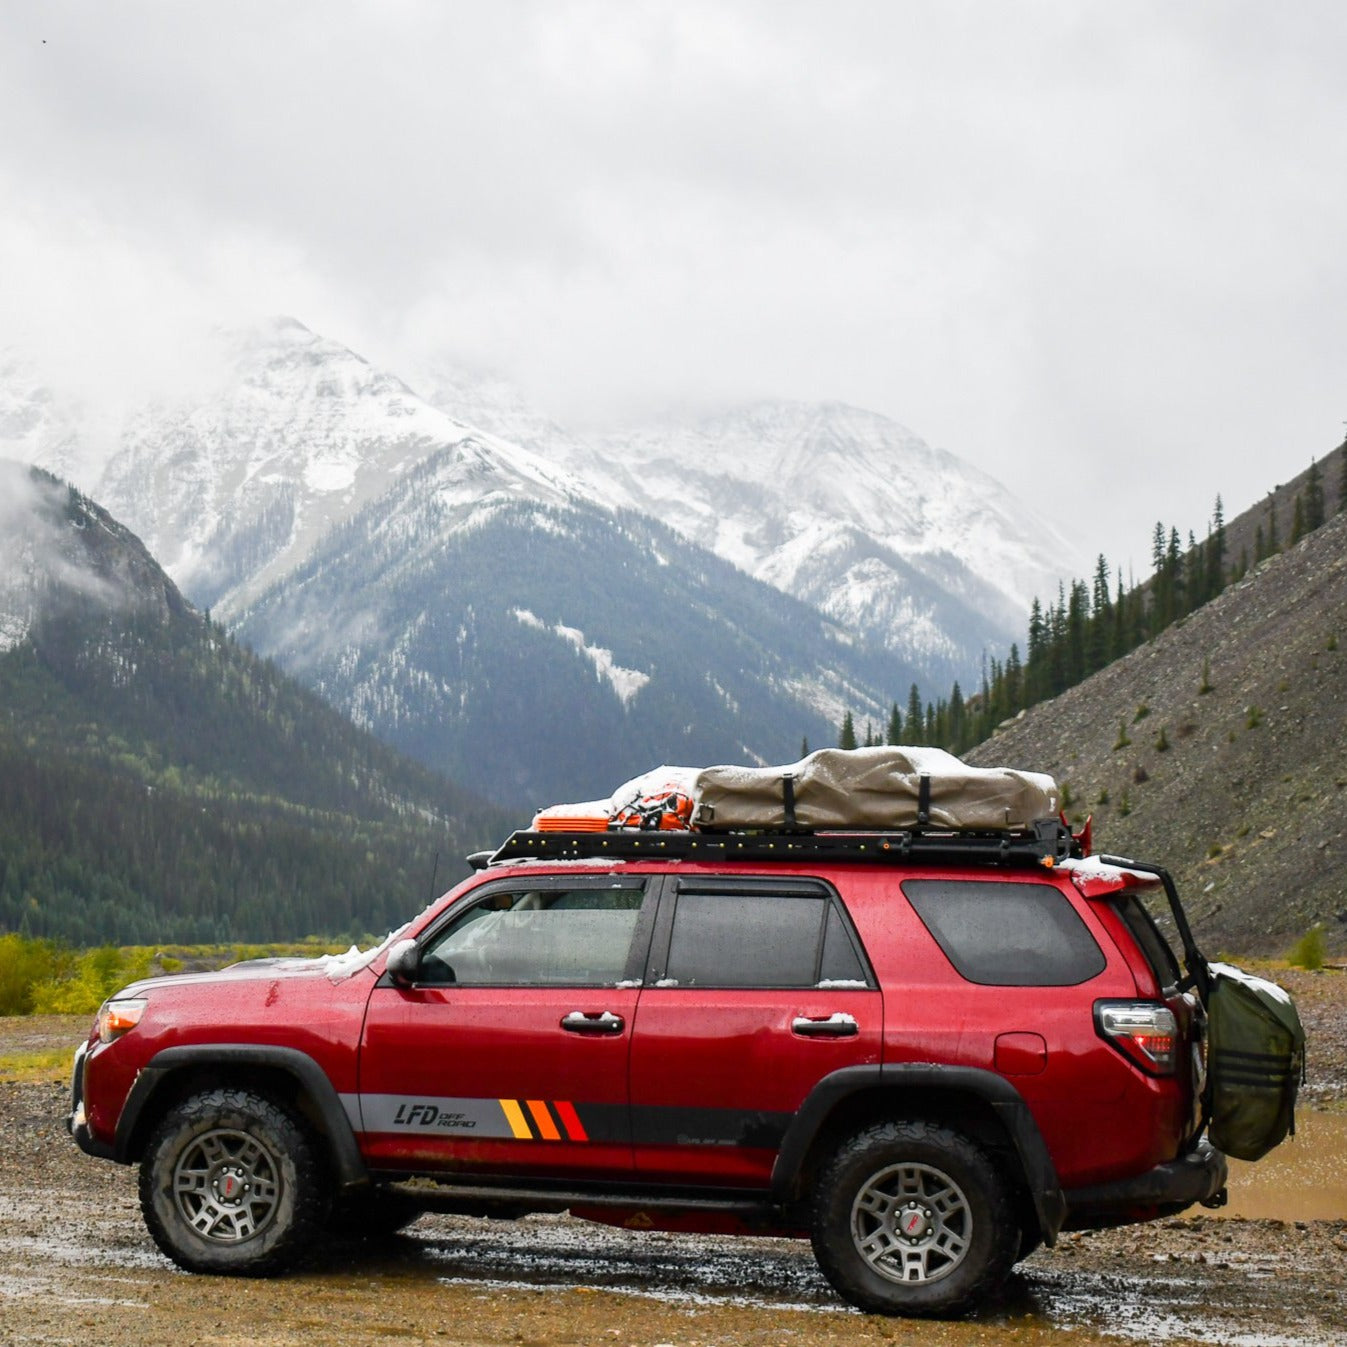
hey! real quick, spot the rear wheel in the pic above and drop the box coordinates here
[810,1120,1018,1317]
[139,1088,326,1275]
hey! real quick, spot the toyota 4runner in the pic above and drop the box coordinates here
[70,821,1259,1317]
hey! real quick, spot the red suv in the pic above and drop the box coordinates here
[70,825,1227,1317]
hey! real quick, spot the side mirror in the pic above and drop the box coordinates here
[385,938,421,987]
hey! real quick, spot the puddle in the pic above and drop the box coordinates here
[1029,1268,1332,1347]
[383,1213,1345,1345]
[1218,1110,1347,1220]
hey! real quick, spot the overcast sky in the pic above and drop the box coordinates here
[2,1,1345,576]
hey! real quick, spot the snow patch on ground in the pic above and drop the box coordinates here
[512,608,650,706]
[0,612,30,654]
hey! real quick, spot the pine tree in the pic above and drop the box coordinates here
[948,682,965,750]
[1004,643,1023,714]
[1167,527,1183,619]
[838,711,857,750]
[1089,555,1113,671]
[1205,495,1226,600]
[887,702,902,745]
[1267,497,1279,553]
[1066,580,1088,683]
[905,683,925,745]
[1290,494,1305,544]
[1025,598,1047,703]
[1305,457,1325,531]
[1151,522,1173,628]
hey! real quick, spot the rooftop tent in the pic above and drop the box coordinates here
[690,746,1060,832]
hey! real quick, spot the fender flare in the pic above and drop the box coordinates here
[115,1043,368,1190]
[769,1063,1065,1244]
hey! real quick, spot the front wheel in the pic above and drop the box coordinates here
[139,1088,327,1275]
[810,1120,1018,1317]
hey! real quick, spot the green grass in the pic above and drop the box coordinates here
[0,937,353,1017]
[0,1047,71,1084]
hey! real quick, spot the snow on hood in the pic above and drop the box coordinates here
[229,927,409,982]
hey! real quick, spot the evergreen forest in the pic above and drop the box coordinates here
[839,446,1347,754]
[0,592,509,946]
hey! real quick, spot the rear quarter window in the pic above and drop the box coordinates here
[1110,891,1183,988]
[902,879,1107,987]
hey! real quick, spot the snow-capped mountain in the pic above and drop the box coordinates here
[233,447,903,805]
[3,315,1086,802]
[584,402,1080,664]
[400,375,1085,677]
[0,459,188,653]
[12,319,594,619]
[7,317,1076,685]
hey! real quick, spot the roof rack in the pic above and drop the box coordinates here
[484,817,1078,870]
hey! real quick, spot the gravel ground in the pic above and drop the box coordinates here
[3,975,1345,1347]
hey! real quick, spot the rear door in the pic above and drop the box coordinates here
[627,875,883,1187]
[357,874,657,1179]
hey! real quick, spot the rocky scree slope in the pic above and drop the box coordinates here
[969,508,1347,956]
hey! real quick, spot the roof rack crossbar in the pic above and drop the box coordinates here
[487,819,1077,869]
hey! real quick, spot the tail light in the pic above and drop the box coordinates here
[1095,1001,1179,1075]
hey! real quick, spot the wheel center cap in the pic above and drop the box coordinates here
[899,1205,931,1240]
[214,1167,244,1204]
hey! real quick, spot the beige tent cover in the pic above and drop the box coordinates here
[690,746,1059,831]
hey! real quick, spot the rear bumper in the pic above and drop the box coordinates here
[1061,1140,1228,1230]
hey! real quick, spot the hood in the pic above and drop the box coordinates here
[115,935,405,999]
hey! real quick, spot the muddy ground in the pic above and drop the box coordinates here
[3,967,1345,1347]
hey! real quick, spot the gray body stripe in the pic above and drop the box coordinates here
[355,1093,517,1137]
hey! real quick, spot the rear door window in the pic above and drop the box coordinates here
[658,882,871,988]
[903,879,1106,986]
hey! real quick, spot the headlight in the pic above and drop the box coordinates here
[97,998,147,1044]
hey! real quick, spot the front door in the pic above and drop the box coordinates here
[357,875,656,1179]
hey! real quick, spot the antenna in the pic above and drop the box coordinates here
[427,850,440,903]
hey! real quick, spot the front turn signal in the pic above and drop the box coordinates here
[97,998,147,1044]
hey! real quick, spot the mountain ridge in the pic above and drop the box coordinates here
[968,505,1347,955]
[0,462,509,944]
[7,316,1079,687]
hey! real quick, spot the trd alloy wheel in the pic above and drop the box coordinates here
[811,1120,1019,1317]
[139,1088,325,1275]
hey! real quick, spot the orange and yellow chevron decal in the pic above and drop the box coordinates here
[499,1098,589,1142]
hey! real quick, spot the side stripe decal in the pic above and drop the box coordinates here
[553,1099,589,1143]
[351,1094,786,1148]
[499,1098,532,1139]
[526,1099,561,1141]
[355,1093,595,1142]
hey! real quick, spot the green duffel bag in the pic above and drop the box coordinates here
[1205,961,1306,1162]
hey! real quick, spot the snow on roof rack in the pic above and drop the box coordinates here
[486,817,1078,869]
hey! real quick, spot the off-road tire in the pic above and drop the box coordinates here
[810,1120,1018,1317]
[139,1088,326,1275]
